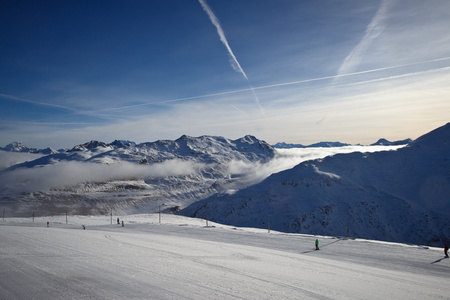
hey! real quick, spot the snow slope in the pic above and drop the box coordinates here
[181,123,450,247]
[0,214,448,299]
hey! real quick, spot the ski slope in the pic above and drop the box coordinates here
[1,214,448,299]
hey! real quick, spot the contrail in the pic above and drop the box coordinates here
[198,0,264,114]
[337,65,450,88]
[14,56,449,122]
[76,56,450,113]
[198,0,248,79]
[336,0,392,77]
[0,93,78,111]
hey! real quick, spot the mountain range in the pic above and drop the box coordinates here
[272,138,411,149]
[0,141,60,154]
[1,124,448,246]
[0,135,275,217]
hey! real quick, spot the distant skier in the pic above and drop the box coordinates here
[121,220,124,227]
[82,225,85,230]
[315,239,319,250]
[47,221,49,228]
[445,244,448,258]
[117,218,120,224]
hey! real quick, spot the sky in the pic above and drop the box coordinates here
[0,0,449,149]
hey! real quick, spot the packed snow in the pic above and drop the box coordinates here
[0,214,448,299]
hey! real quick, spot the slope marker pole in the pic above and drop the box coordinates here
[347,217,349,238]
[205,204,208,227]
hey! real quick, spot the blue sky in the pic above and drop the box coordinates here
[1,0,449,149]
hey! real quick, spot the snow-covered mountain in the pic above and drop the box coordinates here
[273,141,352,149]
[0,142,59,154]
[181,123,450,247]
[370,138,412,146]
[1,125,448,246]
[273,138,411,149]
[0,135,276,217]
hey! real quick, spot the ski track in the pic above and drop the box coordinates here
[0,218,449,299]
[104,232,332,299]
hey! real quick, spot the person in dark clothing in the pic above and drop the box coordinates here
[117,218,120,224]
[315,239,319,250]
[445,244,448,258]
[121,220,124,227]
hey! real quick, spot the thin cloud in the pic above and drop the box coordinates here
[336,0,393,77]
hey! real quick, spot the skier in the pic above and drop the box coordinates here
[117,217,120,224]
[315,239,319,250]
[82,225,85,230]
[445,244,448,258]
[121,220,124,227]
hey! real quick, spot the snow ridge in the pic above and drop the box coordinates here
[181,123,450,246]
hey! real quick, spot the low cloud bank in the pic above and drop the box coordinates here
[227,145,404,187]
[0,159,205,193]
[0,151,45,169]
[0,145,403,194]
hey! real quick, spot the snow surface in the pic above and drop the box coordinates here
[1,214,448,299]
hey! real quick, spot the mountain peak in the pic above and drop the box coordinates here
[3,142,30,152]
[371,138,412,146]
[110,140,136,148]
[70,140,109,152]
